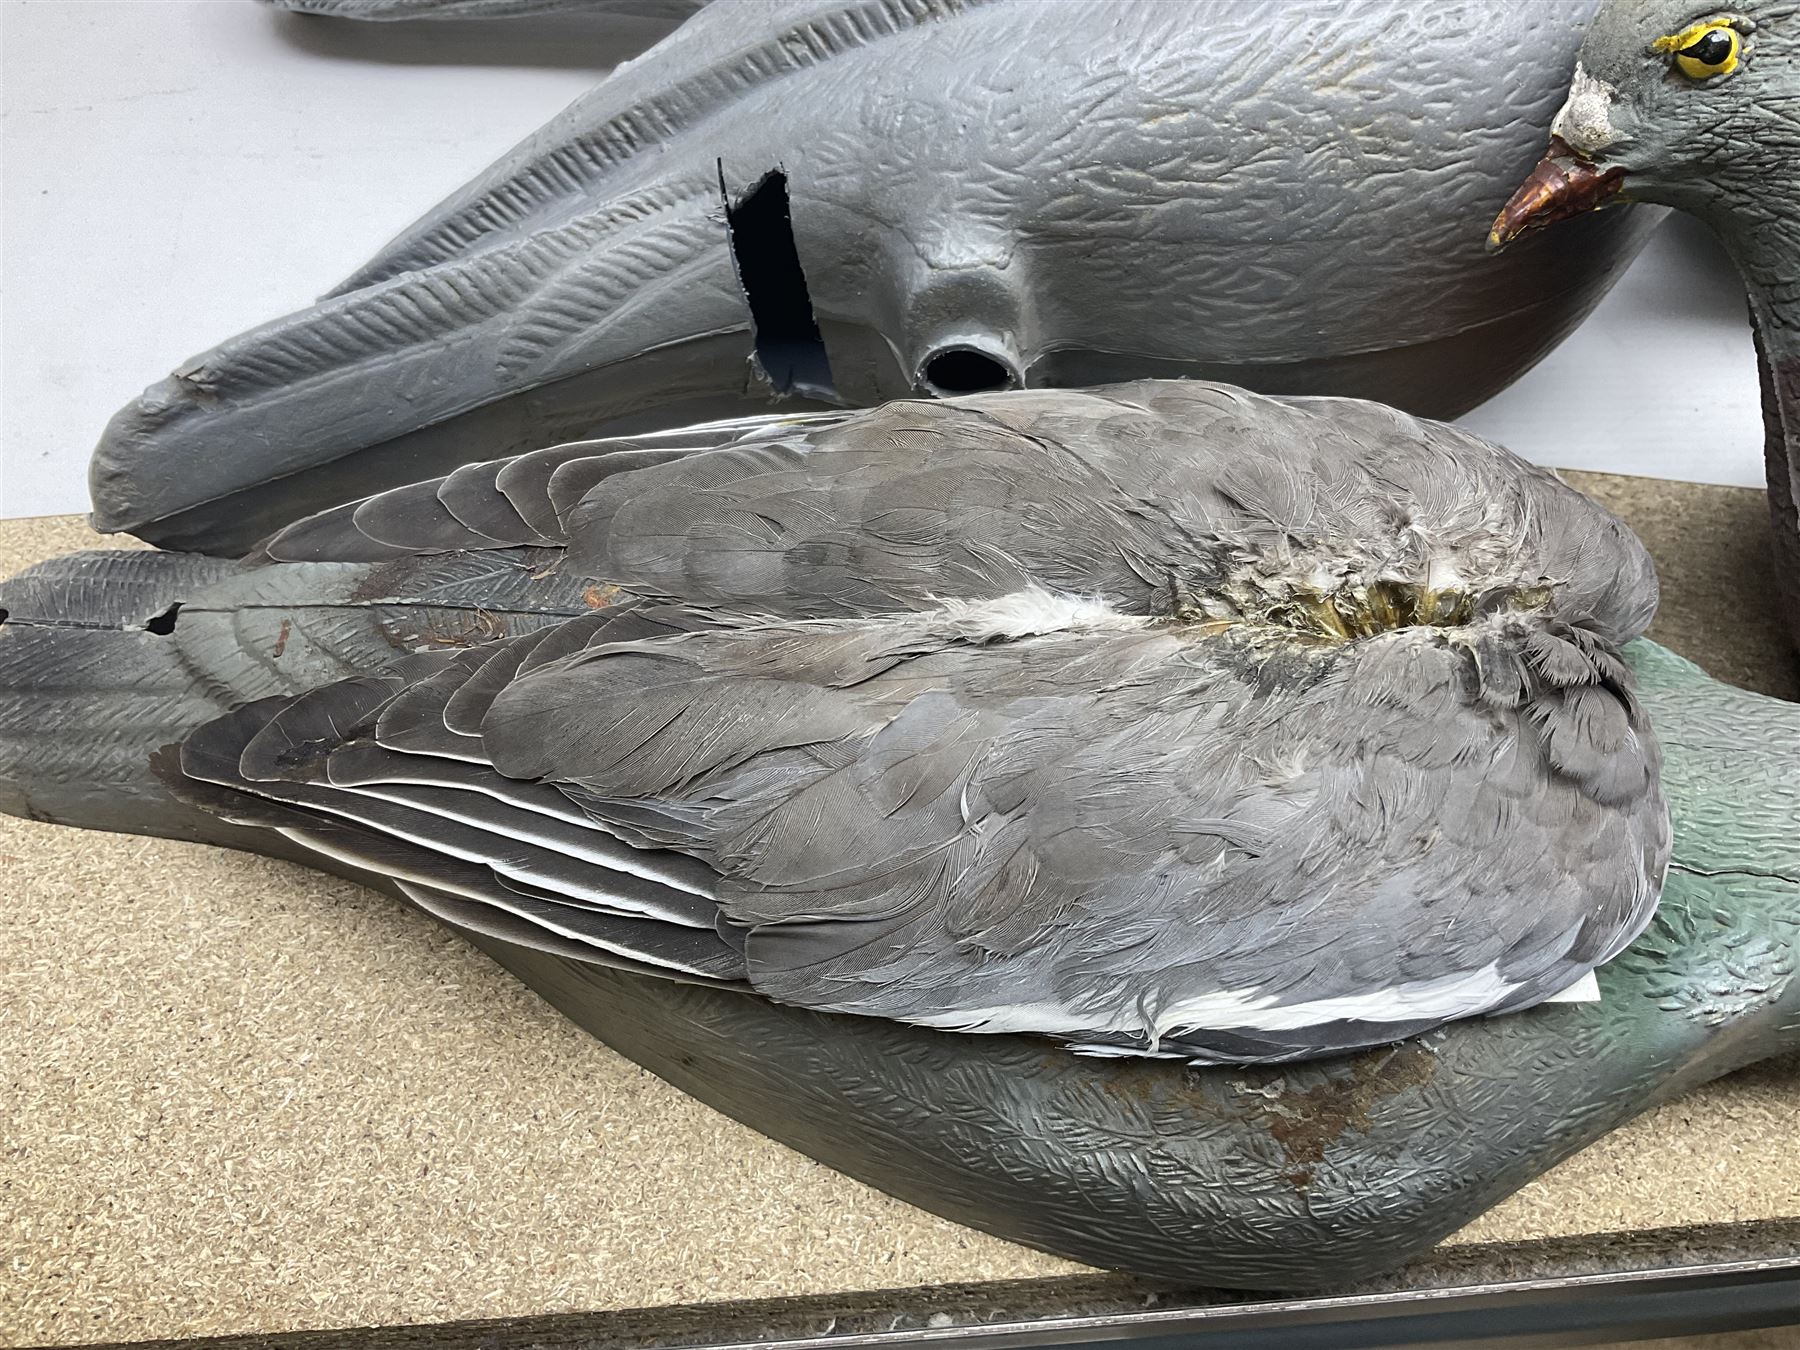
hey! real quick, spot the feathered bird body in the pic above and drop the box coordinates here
[10,380,1666,1062]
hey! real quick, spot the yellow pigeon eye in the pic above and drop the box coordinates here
[1655,22,1742,80]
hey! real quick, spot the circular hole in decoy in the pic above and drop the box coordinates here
[919,346,1018,397]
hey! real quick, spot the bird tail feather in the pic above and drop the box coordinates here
[0,548,262,849]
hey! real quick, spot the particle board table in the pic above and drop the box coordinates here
[3,472,1798,1347]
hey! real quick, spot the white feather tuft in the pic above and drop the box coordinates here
[930,588,1148,642]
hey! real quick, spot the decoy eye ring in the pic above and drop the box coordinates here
[1655,21,1743,80]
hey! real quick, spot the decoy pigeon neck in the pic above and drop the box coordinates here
[1708,203,1800,636]
[1706,199,1800,341]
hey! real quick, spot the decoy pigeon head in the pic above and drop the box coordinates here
[1489,0,1800,244]
[1491,0,1800,650]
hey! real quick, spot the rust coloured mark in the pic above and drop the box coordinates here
[271,618,291,659]
[1074,1049,1235,1118]
[1094,1056,1196,1109]
[583,582,624,610]
[1262,1045,1438,1190]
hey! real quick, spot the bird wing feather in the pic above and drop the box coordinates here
[170,584,1665,1058]
[162,382,1669,1059]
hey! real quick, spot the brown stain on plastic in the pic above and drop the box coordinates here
[1265,1045,1438,1189]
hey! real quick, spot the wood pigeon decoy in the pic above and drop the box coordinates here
[93,0,1656,555]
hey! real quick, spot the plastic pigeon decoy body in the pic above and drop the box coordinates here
[1492,0,1800,647]
[97,0,1657,555]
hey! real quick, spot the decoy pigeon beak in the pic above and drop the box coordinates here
[1488,136,1627,252]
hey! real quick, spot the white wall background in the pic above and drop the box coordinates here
[0,0,1770,521]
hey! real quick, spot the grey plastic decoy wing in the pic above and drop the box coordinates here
[95,0,1660,554]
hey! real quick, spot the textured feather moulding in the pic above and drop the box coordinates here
[101,0,1656,554]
